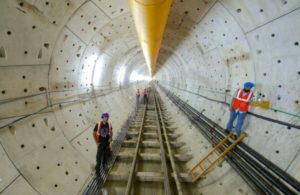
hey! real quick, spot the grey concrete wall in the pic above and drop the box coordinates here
[156,0,300,185]
[0,0,299,194]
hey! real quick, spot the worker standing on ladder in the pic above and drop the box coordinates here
[136,89,140,105]
[93,112,113,176]
[225,82,254,139]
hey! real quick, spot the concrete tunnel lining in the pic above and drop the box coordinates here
[0,0,300,194]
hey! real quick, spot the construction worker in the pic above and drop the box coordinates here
[136,89,140,105]
[225,82,254,139]
[143,89,149,104]
[93,112,113,175]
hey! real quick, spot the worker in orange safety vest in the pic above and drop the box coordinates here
[136,89,140,104]
[143,89,149,104]
[225,82,254,139]
[93,112,113,175]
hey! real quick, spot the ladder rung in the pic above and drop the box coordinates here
[207,157,212,164]
[198,164,204,171]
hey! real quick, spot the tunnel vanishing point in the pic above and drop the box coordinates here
[0,0,300,195]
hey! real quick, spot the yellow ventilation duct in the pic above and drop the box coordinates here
[128,0,173,77]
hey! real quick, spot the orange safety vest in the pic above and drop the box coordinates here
[231,89,253,112]
[95,122,112,143]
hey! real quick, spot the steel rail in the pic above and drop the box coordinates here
[125,104,147,195]
[155,92,184,195]
[153,93,172,195]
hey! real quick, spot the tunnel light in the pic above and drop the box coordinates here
[129,71,151,82]
[92,53,116,87]
[117,66,126,85]
[93,59,104,86]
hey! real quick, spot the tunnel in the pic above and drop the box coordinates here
[0,0,300,194]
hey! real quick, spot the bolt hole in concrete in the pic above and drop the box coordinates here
[39,86,46,91]
[1,90,5,94]
[236,8,242,13]
[20,144,25,148]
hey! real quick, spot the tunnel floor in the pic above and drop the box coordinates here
[83,90,195,195]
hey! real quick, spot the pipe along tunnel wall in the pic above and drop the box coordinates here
[0,0,300,194]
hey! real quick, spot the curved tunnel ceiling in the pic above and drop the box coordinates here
[0,0,300,194]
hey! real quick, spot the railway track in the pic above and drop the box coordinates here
[83,89,193,195]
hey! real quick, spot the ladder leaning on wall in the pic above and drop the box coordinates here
[189,132,245,182]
